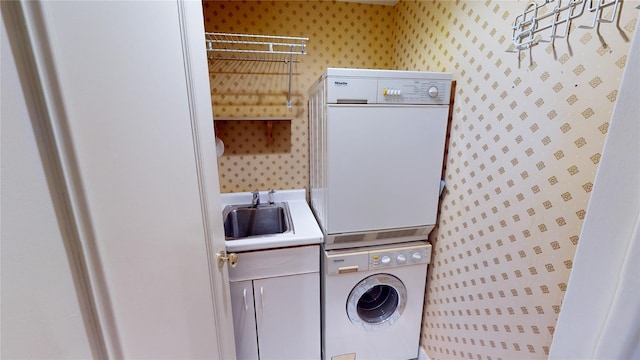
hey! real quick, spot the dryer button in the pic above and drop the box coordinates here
[381,256,391,265]
[372,255,379,267]
[412,252,422,261]
[396,254,406,263]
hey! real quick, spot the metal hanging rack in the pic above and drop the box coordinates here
[509,0,621,54]
[205,32,309,108]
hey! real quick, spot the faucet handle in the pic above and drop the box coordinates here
[268,189,276,205]
[251,190,260,207]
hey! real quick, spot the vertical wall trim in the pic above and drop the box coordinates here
[8,1,122,358]
[174,0,221,357]
[174,1,237,358]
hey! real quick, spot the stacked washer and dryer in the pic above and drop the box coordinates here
[308,68,452,360]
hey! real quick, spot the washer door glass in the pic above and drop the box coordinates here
[346,274,407,331]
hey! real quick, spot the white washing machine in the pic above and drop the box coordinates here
[322,241,432,360]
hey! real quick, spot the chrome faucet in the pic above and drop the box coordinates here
[251,190,260,207]
[268,189,276,205]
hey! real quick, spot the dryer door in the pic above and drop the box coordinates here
[346,274,407,331]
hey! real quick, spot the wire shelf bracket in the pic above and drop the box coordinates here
[205,32,309,108]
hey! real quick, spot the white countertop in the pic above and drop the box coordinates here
[220,189,324,252]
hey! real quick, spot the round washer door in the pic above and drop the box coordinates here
[346,273,407,331]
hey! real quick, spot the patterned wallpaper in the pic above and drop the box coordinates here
[203,0,638,359]
[394,1,637,359]
[203,0,395,192]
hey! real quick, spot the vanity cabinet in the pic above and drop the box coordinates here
[229,245,320,360]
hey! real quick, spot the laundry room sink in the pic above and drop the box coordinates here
[223,203,293,239]
[220,189,324,252]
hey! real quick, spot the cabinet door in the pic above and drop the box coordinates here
[230,281,259,360]
[254,272,321,360]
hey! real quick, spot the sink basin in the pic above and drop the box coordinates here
[223,202,294,240]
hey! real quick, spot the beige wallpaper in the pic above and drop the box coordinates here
[204,0,637,359]
[393,1,637,359]
[203,0,395,193]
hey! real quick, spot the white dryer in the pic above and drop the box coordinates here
[322,241,432,360]
[308,68,452,250]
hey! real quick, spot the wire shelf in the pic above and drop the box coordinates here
[205,32,308,62]
[205,32,309,108]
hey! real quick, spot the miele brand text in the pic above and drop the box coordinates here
[334,81,348,86]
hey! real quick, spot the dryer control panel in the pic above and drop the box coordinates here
[325,241,432,275]
[322,68,452,105]
[378,78,449,105]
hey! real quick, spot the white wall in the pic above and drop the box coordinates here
[549,23,640,360]
[1,11,93,359]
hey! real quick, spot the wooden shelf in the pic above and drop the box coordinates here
[214,117,292,121]
[214,117,292,147]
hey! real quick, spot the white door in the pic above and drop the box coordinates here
[326,105,449,234]
[8,1,235,358]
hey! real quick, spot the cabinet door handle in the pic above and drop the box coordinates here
[243,288,248,311]
[260,286,264,308]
